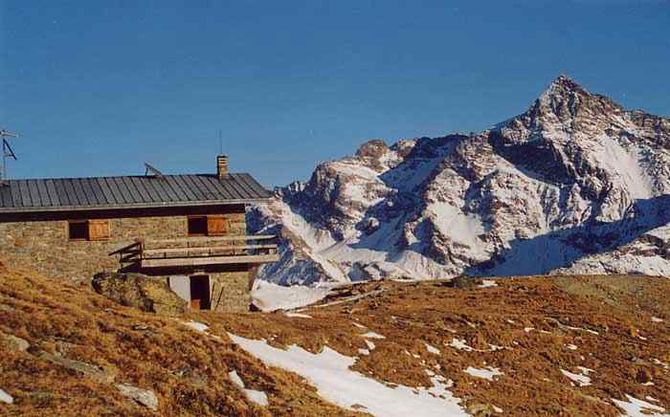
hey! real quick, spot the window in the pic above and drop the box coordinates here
[187,215,229,236]
[68,220,110,241]
[187,216,208,236]
[68,221,89,240]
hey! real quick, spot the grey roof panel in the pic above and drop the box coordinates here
[44,179,60,207]
[0,173,271,213]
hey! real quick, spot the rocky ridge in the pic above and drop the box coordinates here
[249,76,670,285]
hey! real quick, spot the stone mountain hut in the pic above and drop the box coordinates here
[0,155,278,312]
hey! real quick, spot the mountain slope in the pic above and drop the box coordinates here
[249,76,670,285]
[3,263,669,416]
[0,263,363,417]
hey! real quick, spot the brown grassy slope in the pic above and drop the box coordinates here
[206,276,670,417]
[0,263,363,417]
[1,260,669,417]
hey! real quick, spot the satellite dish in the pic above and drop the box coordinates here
[144,162,165,178]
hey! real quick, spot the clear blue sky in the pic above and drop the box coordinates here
[1,1,668,187]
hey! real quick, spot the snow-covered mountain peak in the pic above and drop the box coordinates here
[251,77,670,285]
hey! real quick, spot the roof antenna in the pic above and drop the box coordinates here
[1,128,19,185]
[218,129,223,154]
[144,162,164,178]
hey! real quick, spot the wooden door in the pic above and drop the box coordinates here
[189,275,211,310]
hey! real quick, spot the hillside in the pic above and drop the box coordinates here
[249,75,670,285]
[1,263,669,416]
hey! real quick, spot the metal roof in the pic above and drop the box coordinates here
[0,173,272,214]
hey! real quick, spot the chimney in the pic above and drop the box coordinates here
[217,154,229,178]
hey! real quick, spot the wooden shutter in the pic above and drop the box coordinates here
[206,215,228,236]
[88,220,110,241]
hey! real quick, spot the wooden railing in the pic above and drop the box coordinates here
[111,235,279,268]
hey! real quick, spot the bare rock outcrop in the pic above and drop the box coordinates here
[92,272,186,315]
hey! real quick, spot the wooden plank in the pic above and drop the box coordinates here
[146,235,276,244]
[142,244,278,257]
[141,254,280,268]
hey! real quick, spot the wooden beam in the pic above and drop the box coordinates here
[145,235,276,245]
[142,244,278,258]
[140,254,280,268]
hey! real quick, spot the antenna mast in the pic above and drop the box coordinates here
[0,128,19,183]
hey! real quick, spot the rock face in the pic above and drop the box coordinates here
[92,272,186,315]
[250,76,670,285]
[115,383,159,411]
[0,332,30,352]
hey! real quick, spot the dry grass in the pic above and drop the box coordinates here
[0,262,363,417]
[1,260,669,416]
[206,276,670,416]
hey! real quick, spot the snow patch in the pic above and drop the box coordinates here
[448,338,474,352]
[612,394,669,417]
[228,370,269,406]
[479,279,498,288]
[424,343,441,355]
[228,333,469,417]
[463,366,503,381]
[0,388,13,404]
[561,368,593,387]
[183,321,209,333]
[594,137,653,199]
[285,312,313,319]
[428,202,487,257]
[361,331,385,340]
[252,280,331,312]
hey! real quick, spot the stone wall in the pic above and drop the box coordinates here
[210,271,250,312]
[0,210,252,312]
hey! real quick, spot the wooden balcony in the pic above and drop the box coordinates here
[111,235,279,269]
